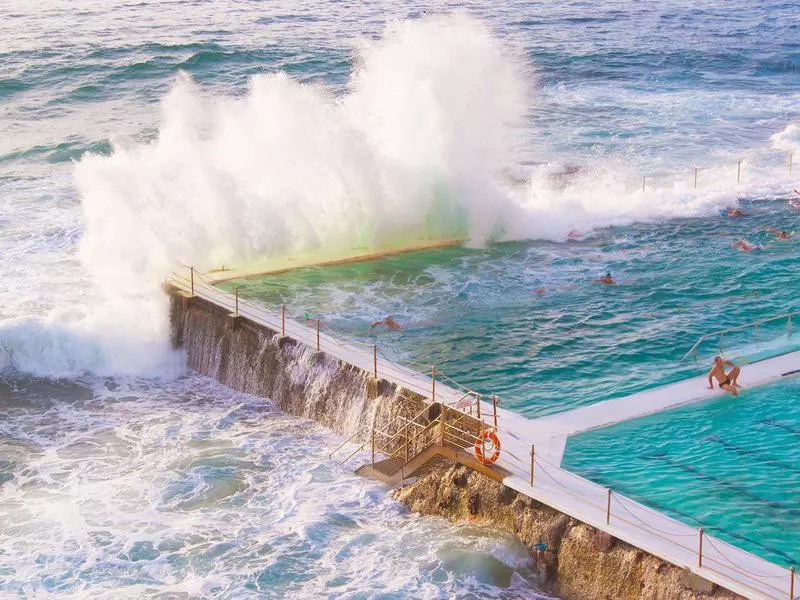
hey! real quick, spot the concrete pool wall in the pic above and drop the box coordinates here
[165,271,796,599]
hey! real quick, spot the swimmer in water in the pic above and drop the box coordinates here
[727,208,745,217]
[732,239,759,252]
[370,316,401,330]
[765,226,792,240]
[593,272,615,285]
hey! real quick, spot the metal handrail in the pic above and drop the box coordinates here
[329,426,367,459]
[682,310,798,361]
[387,421,439,459]
[338,442,367,466]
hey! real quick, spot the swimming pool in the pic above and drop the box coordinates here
[562,375,800,567]
[220,199,800,418]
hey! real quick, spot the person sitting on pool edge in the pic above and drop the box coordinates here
[370,316,401,330]
[593,272,615,285]
[707,356,742,396]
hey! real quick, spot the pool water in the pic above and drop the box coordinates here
[563,376,800,567]
[222,198,800,418]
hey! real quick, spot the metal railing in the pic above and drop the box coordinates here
[168,264,798,600]
[635,150,795,194]
[682,310,799,362]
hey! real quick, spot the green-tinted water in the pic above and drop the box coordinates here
[224,198,800,417]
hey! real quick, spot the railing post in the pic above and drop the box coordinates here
[694,167,698,189]
[606,489,612,524]
[530,445,535,486]
[431,366,436,402]
[492,395,498,429]
[439,406,445,447]
[405,425,409,462]
[719,333,723,356]
[642,176,646,192]
[373,344,377,378]
[698,528,704,568]
[755,322,759,345]
[476,393,481,419]
[316,319,320,351]
[737,160,742,183]
[234,286,239,316]
[281,304,285,336]
[790,566,795,600]
[190,266,194,296]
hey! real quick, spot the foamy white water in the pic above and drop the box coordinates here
[0,374,546,598]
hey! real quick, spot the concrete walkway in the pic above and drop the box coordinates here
[170,271,798,600]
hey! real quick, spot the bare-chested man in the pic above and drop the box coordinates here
[370,316,401,330]
[707,356,742,396]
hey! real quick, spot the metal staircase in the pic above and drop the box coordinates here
[332,400,509,487]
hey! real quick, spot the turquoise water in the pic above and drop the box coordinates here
[225,197,800,417]
[3,0,800,596]
[563,376,800,568]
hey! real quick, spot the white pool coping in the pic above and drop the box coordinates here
[525,350,800,465]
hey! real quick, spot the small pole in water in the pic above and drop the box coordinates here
[642,176,646,192]
[606,489,612,524]
[719,333,724,356]
[530,445,535,486]
[316,319,320,351]
[281,304,285,336]
[694,167,698,189]
[235,287,239,317]
[190,266,194,296]
[431,366,436,402]
[789,315,793,338]
[790,152,794,176]
[492,395,498,429]
[698,528,704,568]
[790,566,795,600]
[737,160,742,183]
[373,344,377,379]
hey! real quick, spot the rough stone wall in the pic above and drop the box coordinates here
[169,291,439,445]
[394,462,744,600]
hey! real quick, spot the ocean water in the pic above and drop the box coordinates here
[2,0,800,596]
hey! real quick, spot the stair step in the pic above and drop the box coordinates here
[372,456,406,477]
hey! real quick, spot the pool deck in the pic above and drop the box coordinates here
[523,349,800,465]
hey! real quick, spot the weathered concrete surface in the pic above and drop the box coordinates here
[169,292,435,444]
[394,461,742,600]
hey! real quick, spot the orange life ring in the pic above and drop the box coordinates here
[474,430,501,465]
